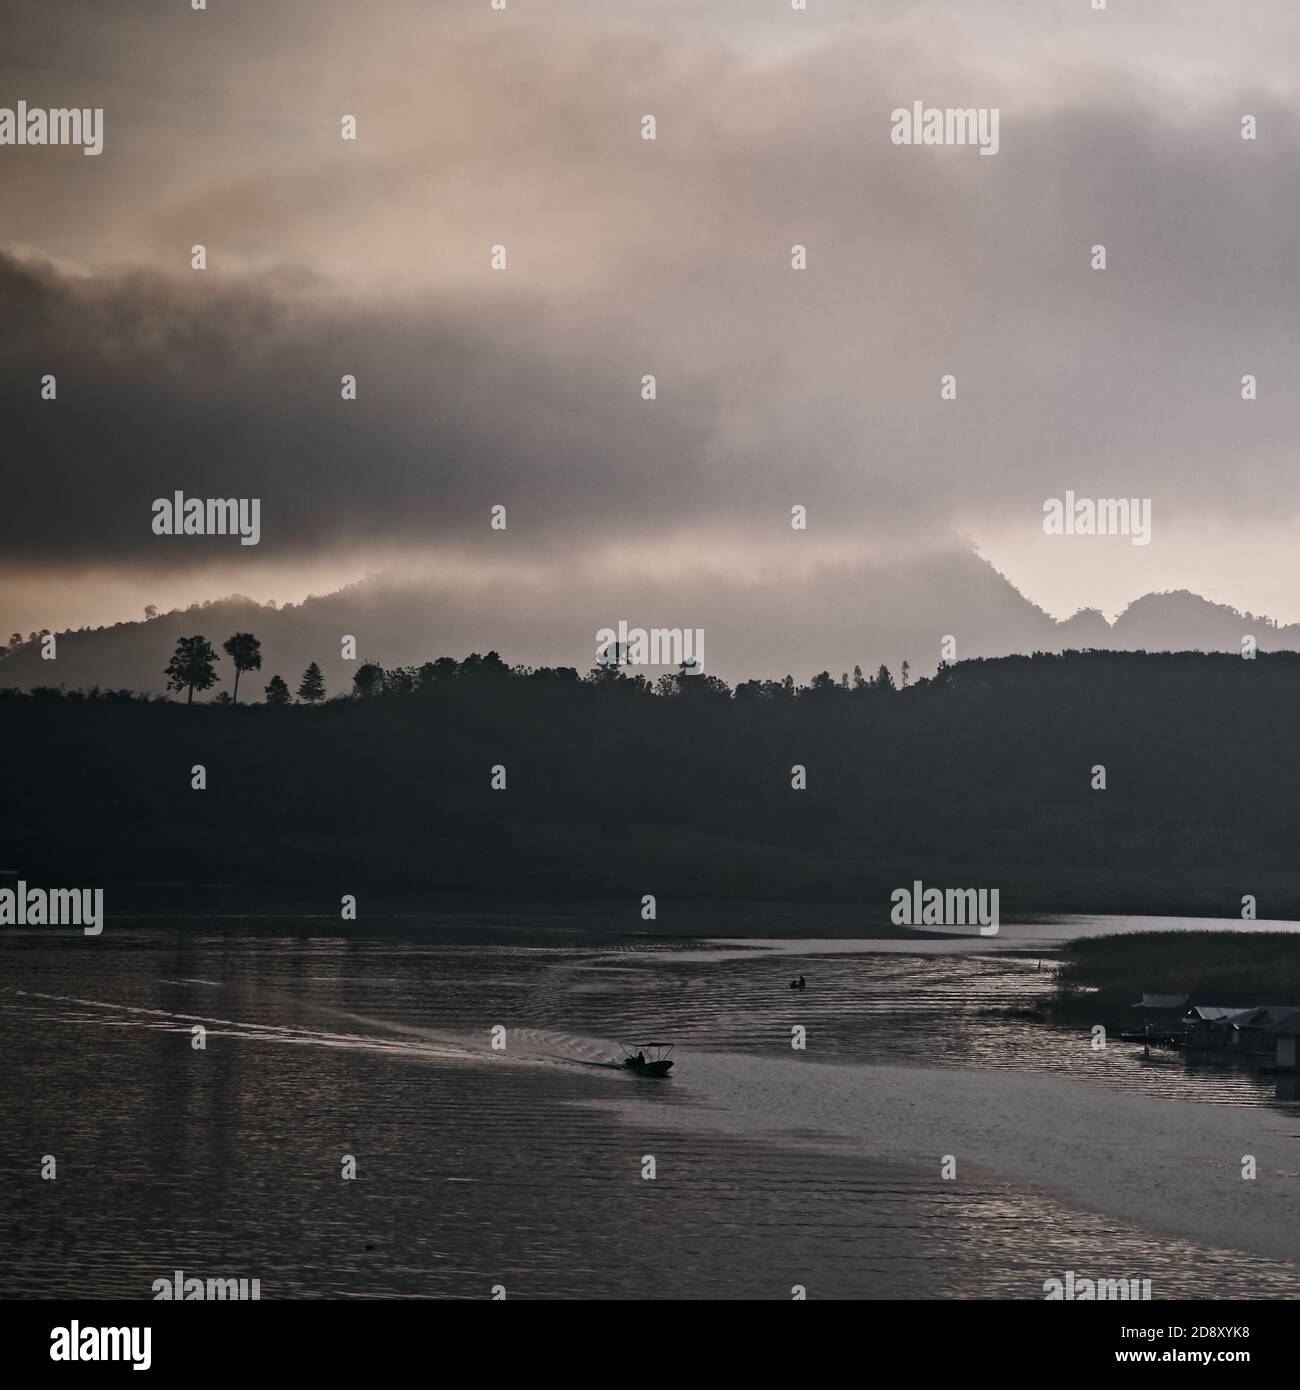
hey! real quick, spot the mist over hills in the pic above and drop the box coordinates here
[0,548,1290,697]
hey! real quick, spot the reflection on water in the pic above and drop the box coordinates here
[632,949,1291,1108]
[2,914,1297,1299]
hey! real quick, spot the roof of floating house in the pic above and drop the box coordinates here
[1133,993,1191,1010]
[1231,1006,1300,1032]
[1185,1005,1253,1023]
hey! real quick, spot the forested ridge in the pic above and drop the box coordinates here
[3,649,1297,918]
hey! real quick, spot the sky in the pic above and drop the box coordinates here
[3,0,1299,661]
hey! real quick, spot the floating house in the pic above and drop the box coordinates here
[1131,996,1300,1066]
[1229,1005,1300,1055]
[1173,1002,1300,1064]
[1182,1005,1252,1050]
[1264,1011,1300,1070]
[1128,993,1191,1041]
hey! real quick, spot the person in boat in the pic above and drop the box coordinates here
[636,1050,645,1066]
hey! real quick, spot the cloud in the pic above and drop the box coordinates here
[4,0,1300,638]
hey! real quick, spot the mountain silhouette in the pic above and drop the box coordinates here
[0,551,1290,696]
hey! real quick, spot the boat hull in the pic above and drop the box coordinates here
[625,1060,673,1077]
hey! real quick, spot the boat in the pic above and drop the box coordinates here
[621,1041,674,1077]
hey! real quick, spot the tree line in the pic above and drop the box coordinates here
[160,633,912,705]
[163,633,326,705]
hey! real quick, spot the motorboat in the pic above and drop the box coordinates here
[621,1041,674,1077]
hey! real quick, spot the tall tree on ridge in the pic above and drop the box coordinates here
[222,632,262,703]
[165,636,220,705]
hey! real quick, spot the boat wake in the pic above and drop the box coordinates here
[2,985,630,1077]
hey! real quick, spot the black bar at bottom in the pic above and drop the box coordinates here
[3,1298,1289,1376]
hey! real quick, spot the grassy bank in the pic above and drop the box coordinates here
[1052,931,1300,1021]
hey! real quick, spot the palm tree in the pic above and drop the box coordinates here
[222,632,262,703]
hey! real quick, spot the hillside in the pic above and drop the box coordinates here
[3,649,1299,917]
[2,548,1296,697]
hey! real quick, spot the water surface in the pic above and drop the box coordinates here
[3,912,1297,1299]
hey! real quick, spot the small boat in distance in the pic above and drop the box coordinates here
[621,1042,674,1077]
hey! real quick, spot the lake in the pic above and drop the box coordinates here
[3,909,1298,1299]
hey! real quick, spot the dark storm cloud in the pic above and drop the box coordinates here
[0,251,734,571]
